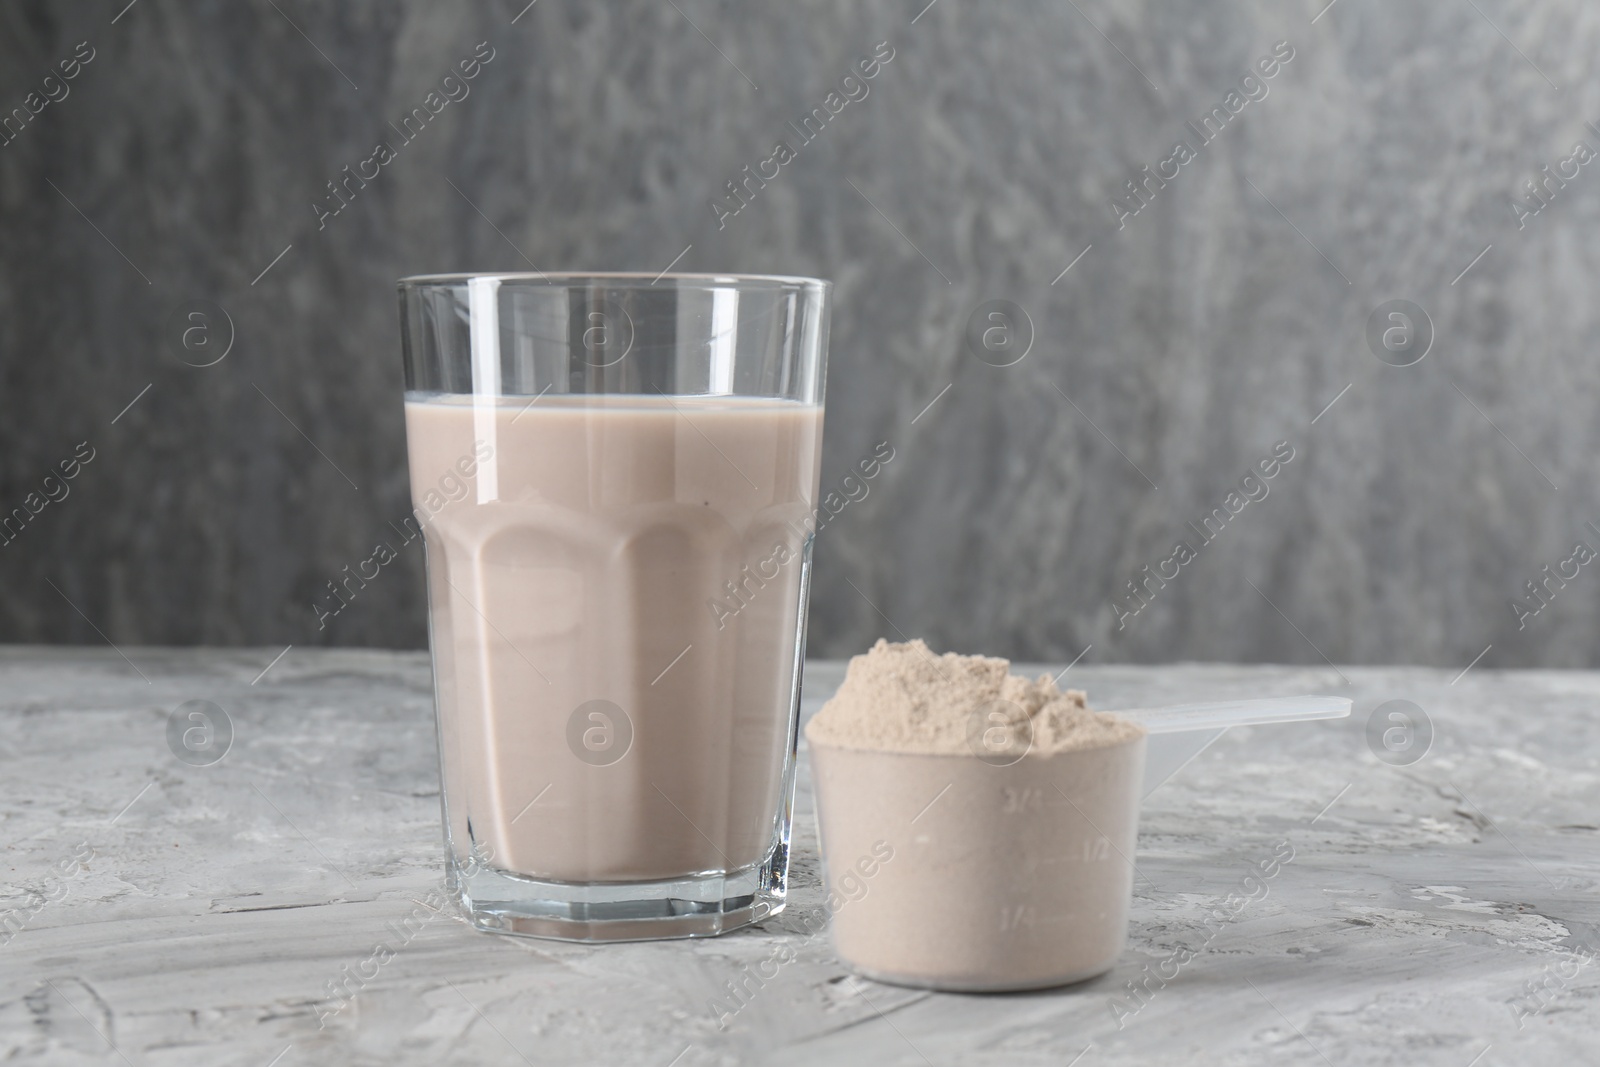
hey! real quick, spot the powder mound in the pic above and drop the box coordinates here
[805,638,1144,756]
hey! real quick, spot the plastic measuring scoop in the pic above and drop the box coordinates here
[1109,696,1352,799]
[807,693,1352,991]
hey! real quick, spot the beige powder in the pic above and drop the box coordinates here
[805,638,1143,756]
[806,639,1148,991]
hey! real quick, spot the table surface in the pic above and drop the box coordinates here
[1,648,1596,1066]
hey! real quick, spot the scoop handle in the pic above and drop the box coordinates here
[1109,696,1352,799]
[1111,695,1351,734]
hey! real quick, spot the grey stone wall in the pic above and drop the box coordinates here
[3,0,1598,668]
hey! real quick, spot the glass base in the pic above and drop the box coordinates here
[448,843,788,943]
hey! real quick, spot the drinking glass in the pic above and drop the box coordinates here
[397,273,829,941]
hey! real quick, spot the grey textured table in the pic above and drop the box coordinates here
[1,648,1596,1066]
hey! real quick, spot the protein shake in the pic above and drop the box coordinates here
[406,393,825,883]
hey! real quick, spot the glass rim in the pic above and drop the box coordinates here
[397,271,831,290]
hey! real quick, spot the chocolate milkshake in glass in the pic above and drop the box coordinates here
[397,273,829,941]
